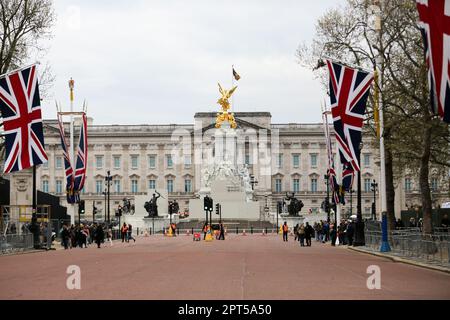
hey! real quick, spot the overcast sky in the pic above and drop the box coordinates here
[40,0,343,125]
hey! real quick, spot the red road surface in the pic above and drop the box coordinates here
[0,235,449,300]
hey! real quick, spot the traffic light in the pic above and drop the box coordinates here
[215,203,220,215]
[78,200,85,215]
[204,196,213,212]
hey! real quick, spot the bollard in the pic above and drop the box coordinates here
[150,228,152,235]
[191,227,194,235]
[236,227,238,234]
[251,227,253,234]
[137,228,139,236]
[177,228,179,235]
[265,227,267,234]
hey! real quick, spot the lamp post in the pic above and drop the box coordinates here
[371,180,378,221]
[324,173,330,222]
[105,170,112,225]
[102,189,107,223]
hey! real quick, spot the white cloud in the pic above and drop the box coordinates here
[40,0,342,124]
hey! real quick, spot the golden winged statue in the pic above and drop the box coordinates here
[215,83,238,129]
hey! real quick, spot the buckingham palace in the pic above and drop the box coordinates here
[4,111,448,222]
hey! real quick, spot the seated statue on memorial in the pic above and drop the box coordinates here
[285,192,304,216]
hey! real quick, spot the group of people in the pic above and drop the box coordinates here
[60,223,112,249]
[281,220,356,247]
[120,223,136,243]
[202,222,225,240]
[292,222,314,246]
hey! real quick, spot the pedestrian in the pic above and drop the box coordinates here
[298,223,305,246]
[305,222,314,247]
[203,222,208,240]
[80,225,88,248]
[409,217,416,228]
[282,222,289,242]
[346,220,354,246]
[171,223,177,237]
[330,224,337,246]
[395,218,404,230]
[61,225,70,250]
[127,224,136,242]
[121,223,128,243]
[95,224,104,248]
[218,222,225,240]
[294,223,299,241]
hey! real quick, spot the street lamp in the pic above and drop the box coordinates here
[371,180,378,221]
[102,189,107,223]
[105,170,112,225]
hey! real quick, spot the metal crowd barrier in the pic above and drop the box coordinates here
[0,233,34,254]
[364,230,450,266]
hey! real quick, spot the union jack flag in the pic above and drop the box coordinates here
[341,162,354,192]
[0,65,48,173]
[326,59,374,172]
[416,0,450,123]
[57,113,74,203]
[73,113,87,202]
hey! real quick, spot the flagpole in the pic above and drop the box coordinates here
[231,65,235,113]
[69,78,75,225]
[31,165,39,248]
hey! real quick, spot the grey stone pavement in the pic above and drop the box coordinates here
[0,234,449,300]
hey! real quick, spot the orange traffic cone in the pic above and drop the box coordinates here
[163,228,167,236]
[242,229,246,236]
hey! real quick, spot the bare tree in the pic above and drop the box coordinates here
[297,0,449,233]
[0,0,55,162]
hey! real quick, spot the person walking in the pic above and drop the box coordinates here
[121,223,128,243]
[298,223,305,246]
[61,225,70,250]
[95,224,104,248]
[127,224,136,242]
[203,222,208,240]
[294,223,299,241]
[305,222,314,247]
[282,222,289,242]
[218,222,225,240]
[346,220,354,246]
[330,224,337,246]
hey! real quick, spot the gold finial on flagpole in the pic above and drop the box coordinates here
[69,78,74,102]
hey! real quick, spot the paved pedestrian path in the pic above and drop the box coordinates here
[0,235,449,300]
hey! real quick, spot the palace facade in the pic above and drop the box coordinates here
[5,111,449,222]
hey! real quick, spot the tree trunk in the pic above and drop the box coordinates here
[419,122,433,234]
[385,147,396,230]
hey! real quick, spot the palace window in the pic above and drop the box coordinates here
[95,156,104,169]
[55,156,62,169]
[185,179,192,193]
[166,155,173,168]
[184,155,192,168]
[292,154,300,168]
[131,179,138,193]
[310,154,318,167]
[311,178,318,192]
[364,154,371,167]
[113,156,121,169]
[364,178,371,193]
[167,179,174,193]
[114,179,121,193]
[96,180,103,194]
[405,178,412,192]
[131,155,139,169]
[148,179,156,190]
[42,180,49,193]
[148,155,156,169]
[275,179,282,193]
[431,178,438,191]
[56,180,62,194]
[276,154,283,168]
[293,179,300,192]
